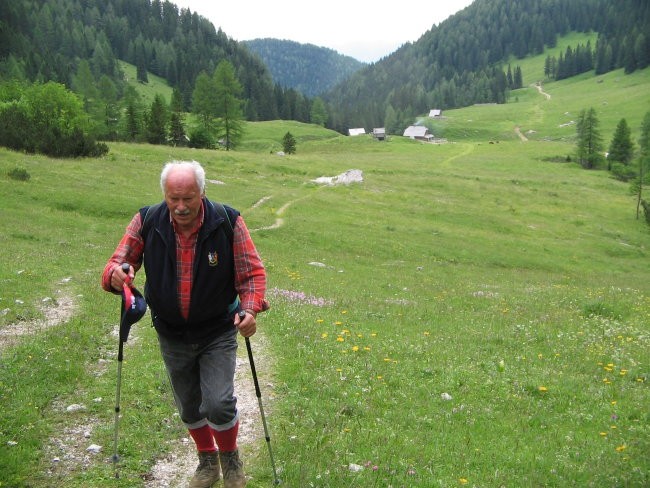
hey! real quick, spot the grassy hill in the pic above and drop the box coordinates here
[119,60,174,104]
[424,32,650,144]
[0,46,648,488]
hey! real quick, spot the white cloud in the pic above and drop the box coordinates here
[172,0,475,62]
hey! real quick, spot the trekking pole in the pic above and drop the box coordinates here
[112,263,147,478]
[239,310,281,485]
[111,263,130,477]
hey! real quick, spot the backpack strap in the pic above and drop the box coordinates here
[209,200,234,243]
[208,201,239,313]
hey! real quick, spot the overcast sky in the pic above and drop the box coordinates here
[172,1,475,63]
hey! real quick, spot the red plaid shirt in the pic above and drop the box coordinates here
[102,202,269,319]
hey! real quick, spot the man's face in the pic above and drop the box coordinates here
[164,168,204,231]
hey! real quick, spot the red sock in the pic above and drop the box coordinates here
[212,421,239,452]
[189,424,217,452]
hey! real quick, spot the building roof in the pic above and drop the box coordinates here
[348,128,366,136]
[403,126,429,138]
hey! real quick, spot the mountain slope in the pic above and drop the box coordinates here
[323,0,650,132]
[243,38,365,97]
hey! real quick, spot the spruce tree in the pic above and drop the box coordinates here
[607,118,634,168]
[282,131,296,154]
[168,88,186,146]
[146,94,168,144]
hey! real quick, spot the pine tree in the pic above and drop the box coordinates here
[544,56,553,78]
[146,94,168,144]
[607,118,634,168]
[213,60,244,150]
[282,131,296,154]
[514,66,523,89]
[576,107,604,169]
[168,88,186,146]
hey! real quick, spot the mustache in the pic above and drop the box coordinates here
[174,209,191,216]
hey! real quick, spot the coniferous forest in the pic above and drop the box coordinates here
[323,0,650,133]
[243,39,365,98]
[0,0,648,143]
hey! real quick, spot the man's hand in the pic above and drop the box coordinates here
[111,263,134,291]
[235,310,257,337]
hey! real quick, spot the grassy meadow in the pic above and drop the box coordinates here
[1,63,649,487]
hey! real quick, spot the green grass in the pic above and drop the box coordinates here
[1,58,649,488]
[119,60,174,105]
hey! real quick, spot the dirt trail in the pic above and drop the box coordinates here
[145,341,268,488]
[533,82,551,100]
[514,126,528,142]
[0,289,76,351]
[2,289,269,487]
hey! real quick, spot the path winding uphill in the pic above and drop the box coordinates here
[2,284,268,486]
[145,348,265,487]
[513,82,552,141]
[514,126,528,142]
[533,81,552,100]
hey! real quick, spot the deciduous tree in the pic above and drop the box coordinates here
[310,97,328,127]
[192,71,218,133]
[576,107,604,169]
[633,111,650,220]
[213,60,244,150]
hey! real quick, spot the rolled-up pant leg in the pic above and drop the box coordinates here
[158,328,239,430]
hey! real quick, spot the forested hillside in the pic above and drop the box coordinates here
[323,0,650,133]
[0,0,648,139]
[0,0,311,121]
[244,39,365,97]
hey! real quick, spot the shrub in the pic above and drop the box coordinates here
[7,167,30,181]
[609,162,637,181]
[0,81,108,158]
[188,126,215,149]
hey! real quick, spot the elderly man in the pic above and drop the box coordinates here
[102,160,269,488]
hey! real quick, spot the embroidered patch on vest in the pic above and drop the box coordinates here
[207,251,219,266]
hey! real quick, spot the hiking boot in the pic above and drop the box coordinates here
[188,451,220,488]
[219,450,246,488]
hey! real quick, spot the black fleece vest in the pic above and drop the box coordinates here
[139,199,240,343]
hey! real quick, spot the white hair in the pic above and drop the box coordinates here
[160,160,206,193]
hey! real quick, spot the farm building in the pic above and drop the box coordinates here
[372,128,386,140]
[429,109,442,117]
[348,128,366,136]
[403,125,434,141]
